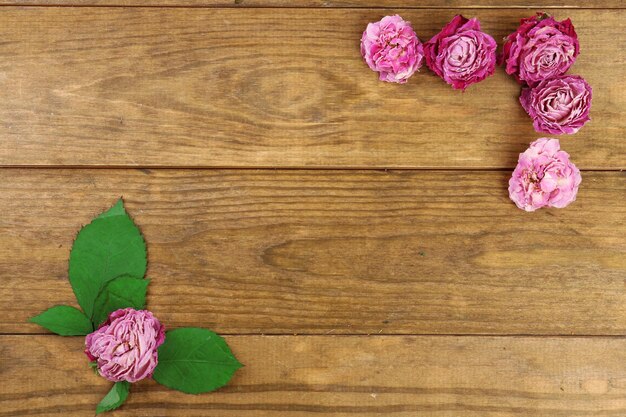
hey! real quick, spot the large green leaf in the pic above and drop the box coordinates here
[68,199,147,318]
[91,275,150,327]
[30,305,93,335]
[96,381,130,415]
[153,328,242,394]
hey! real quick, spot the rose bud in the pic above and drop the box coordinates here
[85,308,166,383]
[500,12,579,86]
[360,15,424,83]
[520,74,592,135]
[424,15,497,90]
[509,138,581,212]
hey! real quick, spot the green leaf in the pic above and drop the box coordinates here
[92,275,150,327]
[89,361,99,375]
[68,199,147,318]
[153,328,242,394]
[95,381,130,415]
[29,305,93,336]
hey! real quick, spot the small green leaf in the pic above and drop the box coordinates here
[30,305,93,336]
[92,275,149,327]
[89,361,99,375]
[96,381,130,415]
[69,199,147,318]
[153,328,242,394]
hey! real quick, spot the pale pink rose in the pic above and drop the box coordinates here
[360,15,424,83]
[85,308,166,383]
[520,74,592,135]
[424,15,497,90]
[509,138,581,211]
[500,13,579,86]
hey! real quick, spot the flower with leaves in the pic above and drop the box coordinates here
[31,200,242,414]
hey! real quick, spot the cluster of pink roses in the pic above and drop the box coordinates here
[360,13,590,212]
[502,13,589,211]
[361,14,496,90]
[501,13,592,135]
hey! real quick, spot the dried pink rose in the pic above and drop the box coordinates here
[360,15,424,83]
[509,138,581,212]
[85,308,166,383]
[520,74,592,135]
[500,13,579,86]
[424,15,497,90]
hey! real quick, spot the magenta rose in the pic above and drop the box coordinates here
[424,15,497,90]
[520,74,592,135]
[500,13,579,86]
[509,138,581,212]
[85,308,166,383]
[360,15,424,83]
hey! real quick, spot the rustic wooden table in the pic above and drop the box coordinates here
[1,1,625,416]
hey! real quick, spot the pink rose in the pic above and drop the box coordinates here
[424,15,497,90]
[85,308,166,383]
[360,15,424,83]
[509,138,581,212]
[500,13,579,86]
[520,74,592,135]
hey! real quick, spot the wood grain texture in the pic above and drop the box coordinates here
[0,8,623,169]
[2,335,626,416]
[2,169,624,335]
[0,0,622,8]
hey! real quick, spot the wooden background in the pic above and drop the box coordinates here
[0,1,624,416]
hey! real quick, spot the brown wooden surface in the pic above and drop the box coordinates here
[0,8,624,169]
[1,169,624,336]
[0,2,624,416]
[0,0,623,8]
[2,335,626,416]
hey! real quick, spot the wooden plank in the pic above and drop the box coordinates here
[0,1,622,8]
[1,335,626,416]
[1,169,624,335]
[0,8,623,169]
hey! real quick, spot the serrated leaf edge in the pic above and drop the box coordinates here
[29,305,93,336]
[67,199,148,318]
[95,381,130,415]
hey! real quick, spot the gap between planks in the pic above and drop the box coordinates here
[4,332,626,338]
[0,166,623,171]
[0,4,624,9]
